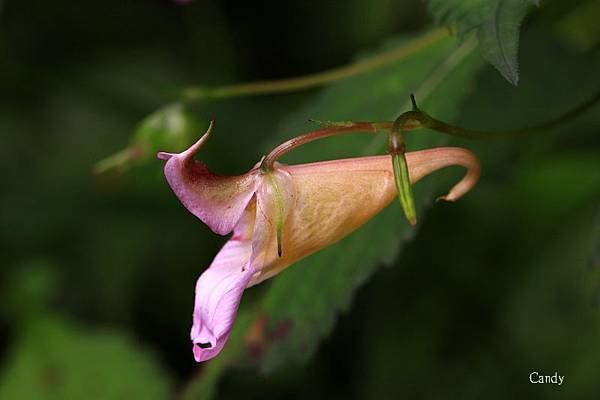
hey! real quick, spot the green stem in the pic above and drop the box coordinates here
[263,89,599,182]
[417,90,600,140]
[181,29,448,101]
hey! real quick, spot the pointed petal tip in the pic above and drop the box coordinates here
[158,120,216,163]
[182,119,215,160]
[157,151,174,161]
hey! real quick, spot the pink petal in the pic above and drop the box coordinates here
[158,124,258,235]
[189,173,293,362]
[190,239,255,362]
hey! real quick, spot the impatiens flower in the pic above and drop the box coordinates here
[158,121,480,362]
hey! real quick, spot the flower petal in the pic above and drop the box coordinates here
[190,239,255,362]
[252,168,296,266]
[247,148,479,285]
[405,147,480,201]
[249,157,396,285]
[189,170,299,362]
[158,123,258,235]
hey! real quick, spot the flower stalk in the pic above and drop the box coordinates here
[181,29,448,101]
[260,122,391,171]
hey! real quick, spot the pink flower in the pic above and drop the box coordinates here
[158,122,480,362]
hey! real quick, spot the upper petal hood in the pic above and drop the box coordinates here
[158,122,257,235]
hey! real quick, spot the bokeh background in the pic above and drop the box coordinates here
[1,0,599,399]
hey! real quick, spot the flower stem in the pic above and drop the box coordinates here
[260,121,405,171]
[181,29,448,101]
[414,90,600,140]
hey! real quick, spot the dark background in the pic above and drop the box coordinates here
[1,0,599,399]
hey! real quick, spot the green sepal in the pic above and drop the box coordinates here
[265,172,285,257]
[391,152,417,225]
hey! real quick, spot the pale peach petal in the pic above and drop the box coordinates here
[249,147,480,284]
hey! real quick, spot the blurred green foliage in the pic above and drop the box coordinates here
[95,102,208,173]
[1,0,599,399]
[0,316,172,400]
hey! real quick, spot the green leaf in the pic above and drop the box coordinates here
[0,316,173,400]
[426,0,534,85]
[477,0,529,85]
[1,259,58,320]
